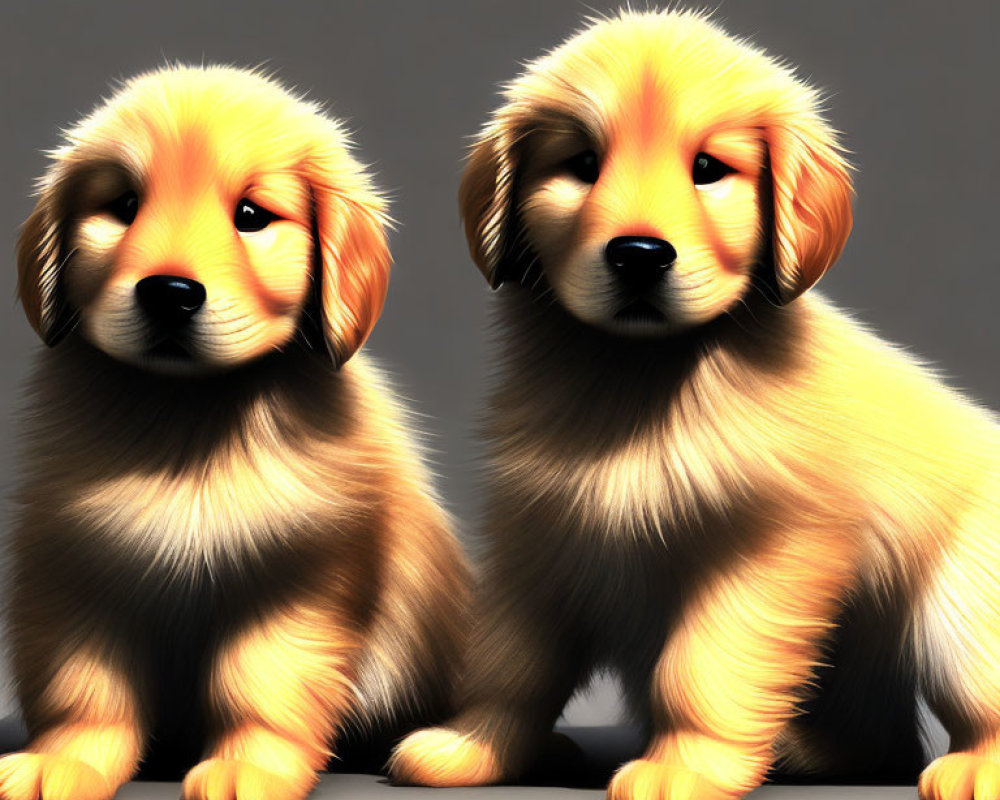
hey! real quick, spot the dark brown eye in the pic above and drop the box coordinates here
[234,198,277,232]
[693,152,735,185]
[564,150,600,184]
[107,190,139,225]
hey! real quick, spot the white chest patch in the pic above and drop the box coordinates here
[64,445,337,569]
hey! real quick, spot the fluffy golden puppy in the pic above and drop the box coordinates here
[3,66,469,800]
[390,10,1000,800]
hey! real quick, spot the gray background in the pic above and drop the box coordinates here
[0,0,996,794]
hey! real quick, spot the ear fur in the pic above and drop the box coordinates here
[459,115,522,289]
[304,147,392,368]
[16,173,75,346]
[767,114,853,303]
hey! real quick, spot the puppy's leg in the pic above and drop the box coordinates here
[183,598,358,800]
[913,492,1000,800]
[0,630,145,800]
[773,593,924,783]
[351,486,469,734]
[608,524,854,800]
[389,579,584,786]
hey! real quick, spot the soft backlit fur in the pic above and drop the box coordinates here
[390,11,1000,800]
[4,66,469,800]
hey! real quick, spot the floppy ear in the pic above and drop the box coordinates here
[459,115,522,289]
[766,115,853,303]
[304,149,392,368]
[16,174,75,346]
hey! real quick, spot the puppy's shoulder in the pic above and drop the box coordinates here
[788,293,999,490]
[797,293,996,428]
[337,352,447,494]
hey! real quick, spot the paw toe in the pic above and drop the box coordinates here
[182,758,313,800]
[389,727,503,787]
[608,759,734,800]
[920,753,1000,800]
[0,752,113,800]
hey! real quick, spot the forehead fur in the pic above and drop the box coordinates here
[42,66,359,192]
[500,10,824,141]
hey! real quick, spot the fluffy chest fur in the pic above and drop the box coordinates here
[64,435,342,568]
[16,342,379,581]
[487,291,817,538]
[485,289,999,596]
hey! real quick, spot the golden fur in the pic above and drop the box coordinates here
[3,66,469,800]
[389,10,1000,800]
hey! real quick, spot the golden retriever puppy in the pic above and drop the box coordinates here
[2,65,469,800]
[390,10,1000,800]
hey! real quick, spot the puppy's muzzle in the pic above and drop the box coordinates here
[136,275,206,330]
[605,236,676,293]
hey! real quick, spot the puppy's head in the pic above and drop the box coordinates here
[18,65,390,373]
[461,10,852,337]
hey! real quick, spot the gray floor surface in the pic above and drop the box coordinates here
[115,774,917,798]
[0,716,920,798]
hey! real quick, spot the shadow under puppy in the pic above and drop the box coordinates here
[390,10,1000,800]
[2,66,469,800]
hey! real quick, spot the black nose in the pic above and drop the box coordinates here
[135,275,206,328]
[605,236,677,289]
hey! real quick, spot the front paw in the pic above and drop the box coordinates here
[389,727,504,787]
[919,753,1000,800]
[0,752,115,800]
[608,759,737,800]
[181,758,316,800]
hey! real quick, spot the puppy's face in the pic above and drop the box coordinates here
[462,12,853,337]
[517,100,764,336]
[18,67,391,373]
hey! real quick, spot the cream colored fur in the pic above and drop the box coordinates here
[390,11,1000,800]
[2,66,469,800]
